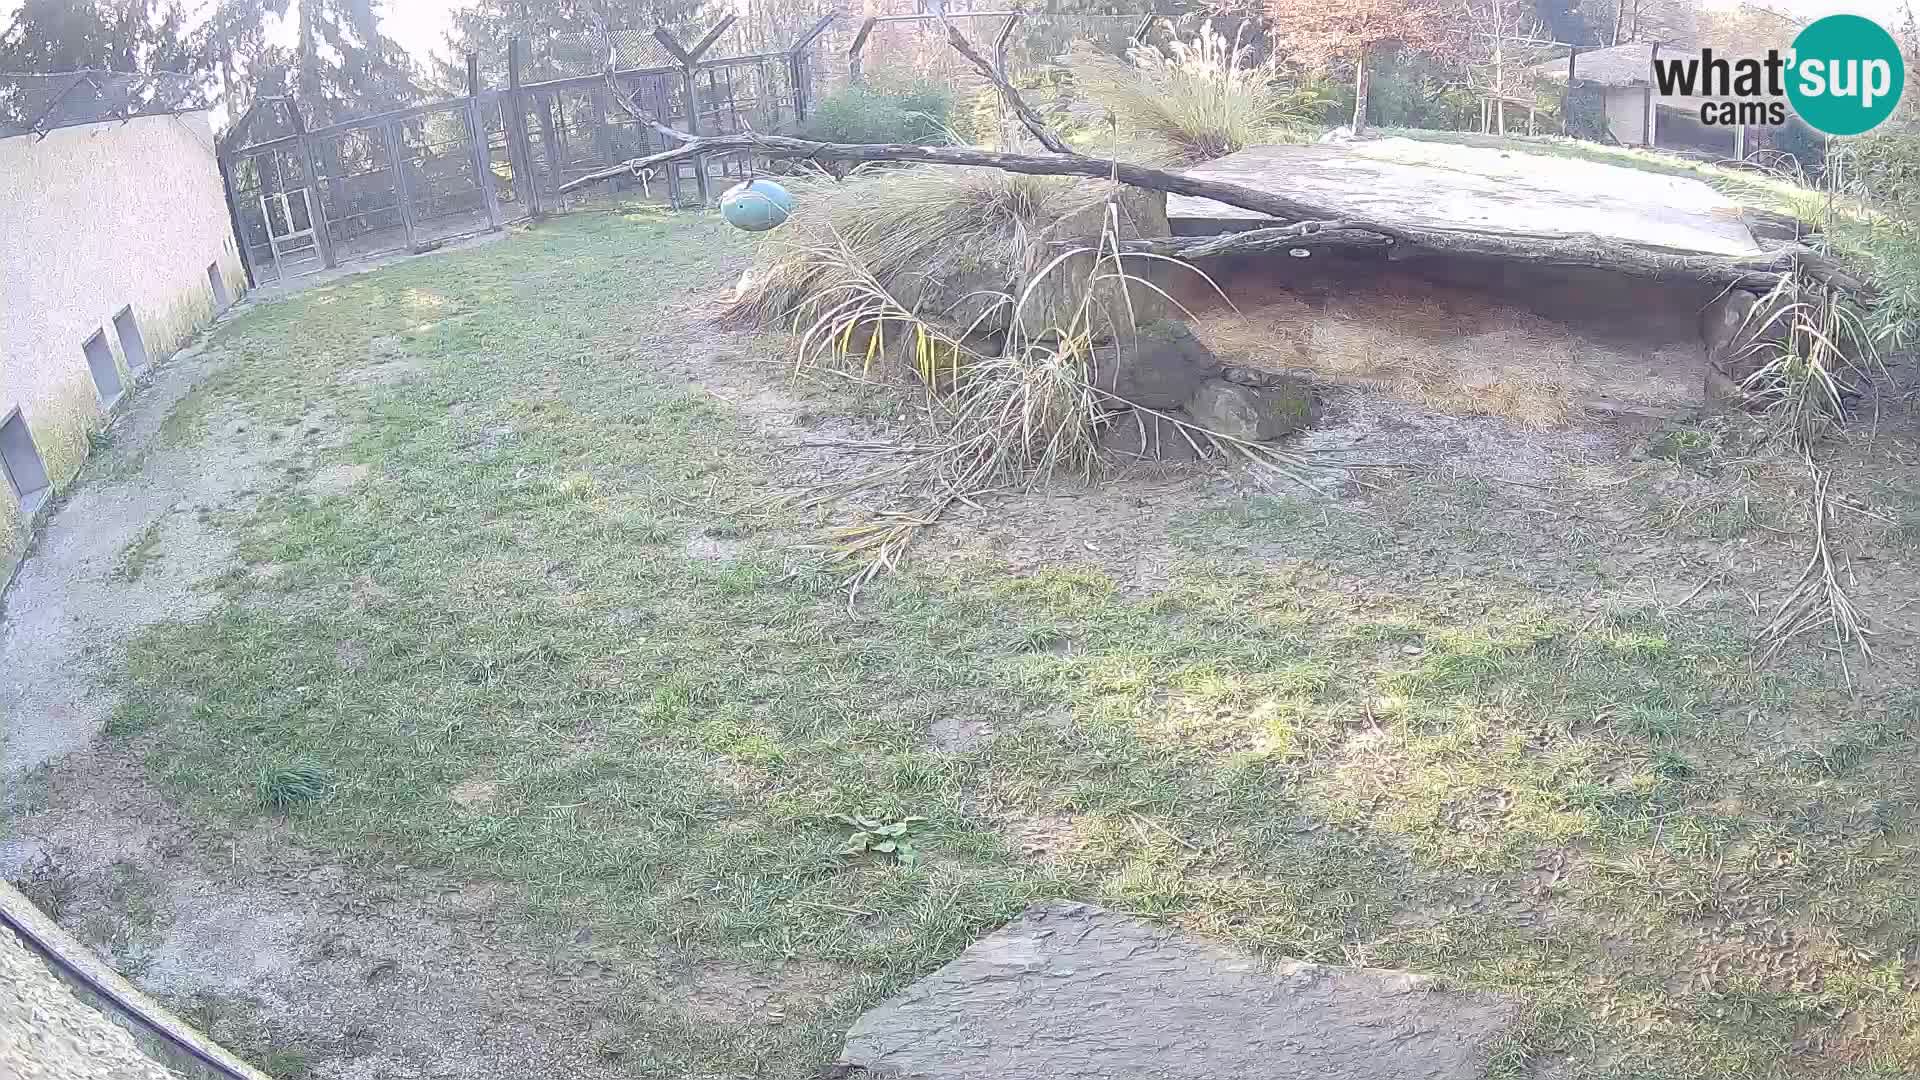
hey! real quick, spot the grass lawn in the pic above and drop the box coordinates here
[85,206,1920,1077]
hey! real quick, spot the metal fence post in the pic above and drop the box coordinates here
[506,36,543,220]
[682,66,706,204]
[380,120,421,251]
[216,152,258,291]
[288,102,337,269]
[466,53,503,229]
[656,23,733,207]
[788,13,839,125]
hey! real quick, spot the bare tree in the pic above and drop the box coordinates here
[1464,0,1552,134]
[1267,0,1461,134]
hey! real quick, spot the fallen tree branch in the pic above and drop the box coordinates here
[561,132,1411,231]
[1122,223,1871,295]
[560,132,1873,298]
[1119,221,1395,258]
[605,71,692,146]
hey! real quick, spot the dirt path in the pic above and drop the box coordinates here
[0,300,721,1079]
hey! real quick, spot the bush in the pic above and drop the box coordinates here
[1068,23,1316,165]
[799,82,956,145]
[1846,130,1920,211]
[1362,51,1480,132]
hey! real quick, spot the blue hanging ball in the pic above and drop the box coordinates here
[720,178,794,232]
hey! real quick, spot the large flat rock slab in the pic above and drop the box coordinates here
[834,901,1518,1079]
[1169,137,1762,257]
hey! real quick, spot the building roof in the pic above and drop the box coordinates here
[0,69,206,140]
[1533,42,1663,90]
[1530,41,1783,112]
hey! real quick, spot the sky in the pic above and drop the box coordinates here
[2,0,1915,62]
[371,0,462,64]
[0,0,465,65]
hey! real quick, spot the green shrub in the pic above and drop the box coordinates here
[1846,130,1920,211]
[800,81,956,145]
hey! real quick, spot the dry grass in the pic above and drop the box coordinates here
[1188,289,1594,428]
[1067,25,1316,167]
[741,179,1318,595]
[1734,274,1881,445]
[725,165,1100,344]
[1737,271,1887,675]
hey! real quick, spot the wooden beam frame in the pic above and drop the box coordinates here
[847,17,878,84]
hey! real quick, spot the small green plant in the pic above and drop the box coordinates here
[799,82,955,146]
[1646,426,1714,468]
[833,812,927,865]
[255,763,334,811]
[1651,751,1697,781]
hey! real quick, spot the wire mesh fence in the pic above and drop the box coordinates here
[216,5,1162,290]
[0,70,208,138]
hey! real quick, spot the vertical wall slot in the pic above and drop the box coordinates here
[83,329,124,407]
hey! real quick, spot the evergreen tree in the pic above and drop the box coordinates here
[0,0,196,74]
[436,0,712,93]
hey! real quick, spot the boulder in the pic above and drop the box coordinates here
[894,257,1018,335]
[1186,377,1314,441]
[903,184,1179,339]
[1025,184,1180,335]
[831,901,1518,1080]
[1700,287,1777,385]
[1092,320,1221,409]
[1099,409,1205,462]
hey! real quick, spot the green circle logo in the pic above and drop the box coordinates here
[1788,14,1905,136]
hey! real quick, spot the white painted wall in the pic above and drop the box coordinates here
[0,110,244,571]
[1603,86,1650,145]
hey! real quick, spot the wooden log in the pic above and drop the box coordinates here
[560,132,1403,230]
[1123,224,1870,296]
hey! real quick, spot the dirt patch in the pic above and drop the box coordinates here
[933,711,1006,753]
[682,960,843,1026]
[447,776,498,811]
[0,346,279,775]
[930,713,996,752]
[343,335,430,387]
[4,751,659,1080]
[310,463,372,496]
[1000,812,1081,859]
[685,532,745,562]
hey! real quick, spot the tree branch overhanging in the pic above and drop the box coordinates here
[572,13,1870,305]
[931,2,1072,153]
[562,131,1405,230]
[557,131,1870,300]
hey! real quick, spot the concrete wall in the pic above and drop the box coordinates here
[1603,86,1650,145]
[0,111,243,575]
